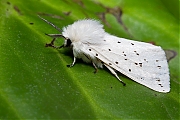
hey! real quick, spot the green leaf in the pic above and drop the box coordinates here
[0,0,179,119]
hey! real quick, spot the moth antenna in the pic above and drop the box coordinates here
[38,15,62,32]
[45,33,66,39]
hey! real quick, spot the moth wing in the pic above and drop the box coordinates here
[90,34,170,92]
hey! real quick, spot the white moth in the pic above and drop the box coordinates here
[39,16,170,93]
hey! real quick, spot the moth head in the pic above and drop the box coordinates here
[39,15,105,47]
[38,15,73,48]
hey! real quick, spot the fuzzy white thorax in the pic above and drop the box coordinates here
[62,19,106,44]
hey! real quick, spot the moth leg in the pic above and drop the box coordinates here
[104,64,126,86]
[45,38,57,48]
[67,57,76,68]
[92,62,98,74]
[45,33,65,49]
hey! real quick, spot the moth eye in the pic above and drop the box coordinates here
[65,38,72,47]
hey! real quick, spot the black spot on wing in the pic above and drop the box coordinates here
[157,66,161,69]
[134,63,143,67]
[158,84,163,87]
[144,59,148,62]
[134,51,139,56]
[156,79,160,82]
[139,63,142,67]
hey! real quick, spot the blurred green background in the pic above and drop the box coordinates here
[0,0,179,119]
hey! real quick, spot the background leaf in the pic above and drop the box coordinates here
[0,0,179,119]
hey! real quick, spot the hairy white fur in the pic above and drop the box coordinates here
[62,20,105,44]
